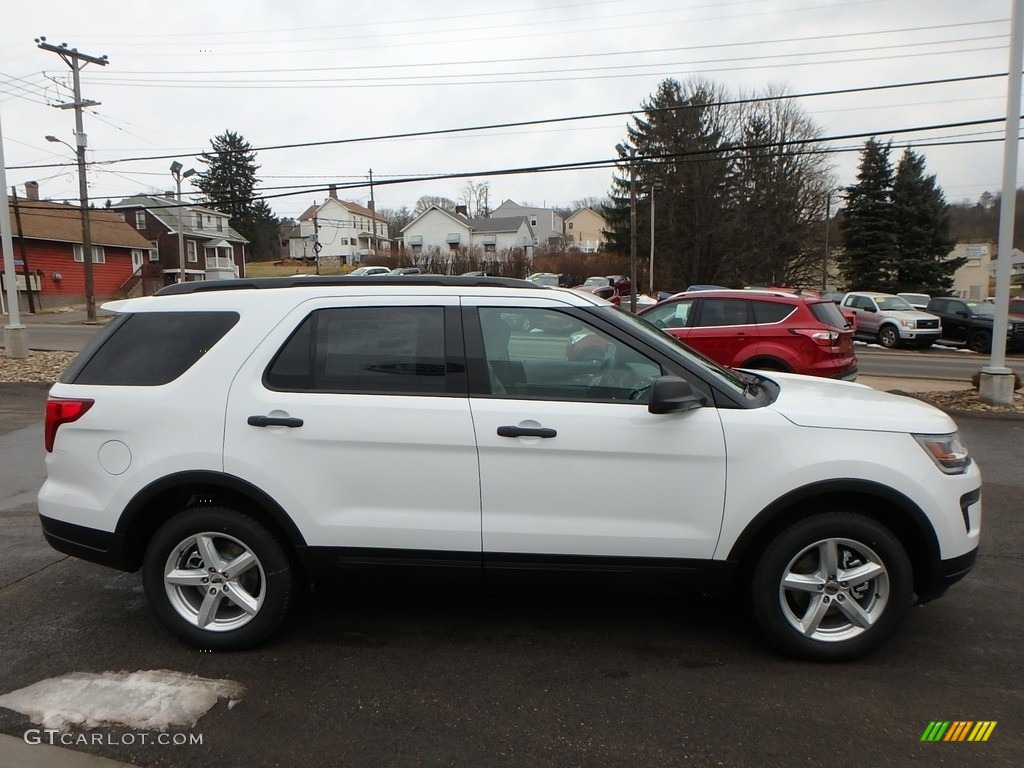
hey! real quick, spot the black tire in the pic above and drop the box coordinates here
[750,512,912,661]
[142,507,294,650]
[967,330,992,353]
[876,325,900,349]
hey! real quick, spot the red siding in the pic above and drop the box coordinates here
[6,240,137,298]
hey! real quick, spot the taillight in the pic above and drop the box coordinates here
[790,328,841,346]
[44,398,94,452]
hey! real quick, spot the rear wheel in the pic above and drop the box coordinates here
[877,325,900,349]
[967,330,992,353]
[142,507,294,650]
[750,512,912,661]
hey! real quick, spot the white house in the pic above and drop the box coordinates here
[490,200,564,247]
[289,189,390,263]
[401,206,534,264]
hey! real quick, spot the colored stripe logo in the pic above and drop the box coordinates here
[921,721,997,742]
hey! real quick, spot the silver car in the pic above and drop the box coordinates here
[841,291,941,348]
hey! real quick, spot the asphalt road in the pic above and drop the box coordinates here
[0,384,1021,768]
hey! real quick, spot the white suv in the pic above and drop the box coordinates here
[39,276,981,660]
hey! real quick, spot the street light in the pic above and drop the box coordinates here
[46,133,97,321]
[170,161,196,283]
[616,143,638,312]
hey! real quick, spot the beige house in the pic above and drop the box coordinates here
[565,207,607,252]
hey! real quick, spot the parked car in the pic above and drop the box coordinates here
[897,293,932,311]
[39,275,979,661]
[462,271,500,277]
[840,291,941,348]
[1010,297,1024,315]
[572,284,621,305]
[348,265,391,277]
[636,289,857,380]
[388,266,425,275]
[925,297,1024,352]
[527,272,564,287]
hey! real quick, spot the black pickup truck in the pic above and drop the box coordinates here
[925,297,1024,352]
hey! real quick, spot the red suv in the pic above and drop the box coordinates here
[637,289,857,379]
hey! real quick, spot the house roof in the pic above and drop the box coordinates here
[297,197,387,224]
[401,206,534,238]
[7,199,153,250]
[465,216,531,234]
[110,195,249,243]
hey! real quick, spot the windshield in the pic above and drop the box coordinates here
[599,306,748,397]
[875,295,915,311]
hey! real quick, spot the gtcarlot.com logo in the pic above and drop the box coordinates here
[920,721,997,742]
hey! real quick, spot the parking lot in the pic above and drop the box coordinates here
[0,383,1021,768]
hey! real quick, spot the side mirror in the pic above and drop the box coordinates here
[648,376,707,414]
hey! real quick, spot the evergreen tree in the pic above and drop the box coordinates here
[194,130,277,259]
[731,91,833,287]
[605,78,738,290]
[891,148,960,294]
[838,139,898,291]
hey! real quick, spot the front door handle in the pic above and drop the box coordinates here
[497,426,557,439]
[248,415,304,428]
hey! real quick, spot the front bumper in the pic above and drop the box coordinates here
[916,547,978,603]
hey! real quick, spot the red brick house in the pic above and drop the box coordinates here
[3,182,154,310]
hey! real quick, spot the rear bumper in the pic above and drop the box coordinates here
[39,515,134,572]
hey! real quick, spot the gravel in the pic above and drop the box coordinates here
[2,350,1022,416]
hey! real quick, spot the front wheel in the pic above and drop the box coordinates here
[967,330,992,353]
[142,507,294,650]
[877,325,900,349]
[750,513,912,661]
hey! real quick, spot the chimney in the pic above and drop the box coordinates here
[165,191,176,199]
[25,181,40,200]
[455,205,468,217]
[329,184,338,200]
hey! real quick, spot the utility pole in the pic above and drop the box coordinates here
[36,37,108,322]
[313,214,322,275]
[11,188,36,313]
[822,190,832,292]
[368,168,376,258]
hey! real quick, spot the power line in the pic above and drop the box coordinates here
[6,71,1012,173]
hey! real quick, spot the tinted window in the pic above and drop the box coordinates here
[751,300,794,324]
[266,306,449,394]
[808,301,848,328]
[697,298,750,327]
[67,311,239,386]
[928,299,947,313]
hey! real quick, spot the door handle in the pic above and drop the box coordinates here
[497,426,557,438]
[247,415,304,428]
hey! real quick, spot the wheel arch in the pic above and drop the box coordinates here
[726,479,940,597]
[115,471,312,578]
[739,355,793,372]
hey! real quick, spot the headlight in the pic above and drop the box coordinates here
[899,319,915,328]
[914,433,971,474]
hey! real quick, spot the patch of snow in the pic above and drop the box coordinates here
[0,670,244,732]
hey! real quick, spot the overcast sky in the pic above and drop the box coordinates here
[0,0,1018,222]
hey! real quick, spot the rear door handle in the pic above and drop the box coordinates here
[248,415,304,428]
[497,426,557,438]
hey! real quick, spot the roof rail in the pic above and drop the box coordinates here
[155,275,538,296]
